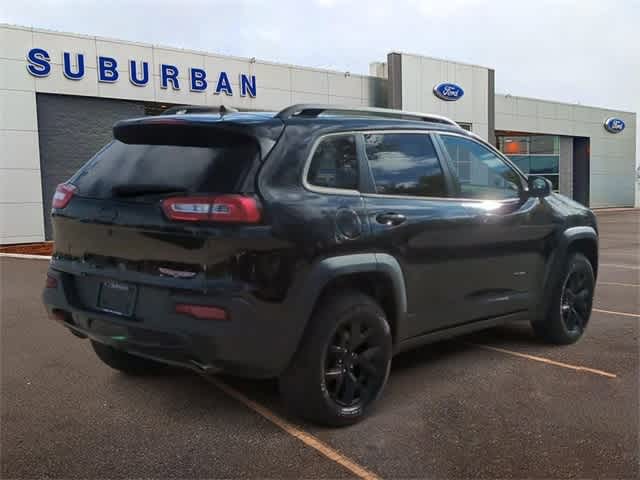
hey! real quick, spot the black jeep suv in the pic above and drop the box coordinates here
[43,104,598,426]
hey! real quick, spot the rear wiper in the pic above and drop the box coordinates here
[112,184,188,198]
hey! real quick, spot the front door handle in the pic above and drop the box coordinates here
[376,212,407,226]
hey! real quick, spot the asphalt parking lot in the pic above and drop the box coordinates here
[1,210,638,479]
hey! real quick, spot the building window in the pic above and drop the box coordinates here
[498,135,560,191]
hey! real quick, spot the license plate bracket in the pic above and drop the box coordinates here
[97,280,137,317]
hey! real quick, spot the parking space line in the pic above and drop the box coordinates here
[466,343,618,378]
[600,263,640,270]
[598,281,639,288]
[593,308,640,319]
[208,377,381,480]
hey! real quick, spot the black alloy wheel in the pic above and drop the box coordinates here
[279,290,392,426]
[560,267,593,335]
[531,252,595,345]
[323,317,387,409]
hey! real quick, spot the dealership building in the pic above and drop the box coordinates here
[1,23,637,244]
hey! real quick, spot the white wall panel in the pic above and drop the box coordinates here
[98,76,157,101]
[95,39,153,71]
[515,98,538,117]
[0,58,36,91]
[0,25,33,61]
[362,77,386,106]
[0,130,40,170]
[0,90,38,131]
[291,68,329,95]
[329,95,364,107]
[154,48,205,78]
[154,80,209,105]
[291,91,329,104]
[225,87,291,111]
[0,170,43,204]
[590,174,635,207]
[252,62,291,91]
[35,67,99,97]
[328,73,362,98]
[0,204,45,242]
[32,31,97,68]
[537,101,556,119]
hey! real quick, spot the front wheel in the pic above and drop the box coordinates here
[279,291,392,427]
[532,252,595,345]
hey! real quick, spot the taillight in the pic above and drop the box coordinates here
[161,195,261,223]
[52,183,77,209]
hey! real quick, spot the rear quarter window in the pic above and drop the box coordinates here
[306,135,359,190]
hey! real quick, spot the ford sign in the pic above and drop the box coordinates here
[604,117,625,134]
[433,82,464,101]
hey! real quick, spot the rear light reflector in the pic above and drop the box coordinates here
[175,304,228,321]
[161,195,261,223]
[45,274,58,288]
[52,183,77,209]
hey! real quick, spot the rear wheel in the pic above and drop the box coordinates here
[91,341,166,375]
[532,252,595,345]
[279,291,392,427]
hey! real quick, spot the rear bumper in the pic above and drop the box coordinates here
[42,262,302,379]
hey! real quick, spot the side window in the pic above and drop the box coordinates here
[363,133,447,197]
[439,134,522,200]
[307,135,358,190]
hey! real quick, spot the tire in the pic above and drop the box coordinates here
[279,290,392,427]
[91,341,166,375]
[532,252,595,345]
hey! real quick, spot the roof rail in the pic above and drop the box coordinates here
[161,105,239,116]
[275,104,459,127]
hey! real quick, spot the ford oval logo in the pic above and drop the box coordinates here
[433,82,464,101]
[604,117,625,134]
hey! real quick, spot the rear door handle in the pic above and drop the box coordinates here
[375,212,407,226]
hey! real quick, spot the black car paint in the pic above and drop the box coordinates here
[43,112,598,378]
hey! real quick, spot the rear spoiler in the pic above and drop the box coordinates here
[113,115,284,154]
[160,105,238,116]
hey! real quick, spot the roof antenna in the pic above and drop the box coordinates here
[219,105,239,116]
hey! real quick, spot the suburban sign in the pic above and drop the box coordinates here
[433,82,464,101]
[26,47,257,97]
[603,117,625,134]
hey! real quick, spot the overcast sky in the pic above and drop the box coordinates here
[2,0,639,164]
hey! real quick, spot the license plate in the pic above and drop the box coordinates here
[97,280,137,317]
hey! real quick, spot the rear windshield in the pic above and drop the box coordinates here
[71,139,258,199]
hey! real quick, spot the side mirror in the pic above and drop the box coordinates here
[527,176,552,198]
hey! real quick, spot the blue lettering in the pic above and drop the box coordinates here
[129,60,149,86]
[240,74,256,97]
[190,68,207,92]
[62,52,85,80]
[215,71,233,95]
[98,56,119,82]
[26,48,51,77]
[160,64,180,90]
